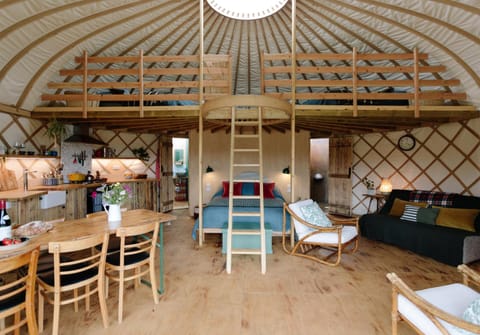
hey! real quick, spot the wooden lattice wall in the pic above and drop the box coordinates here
[352,117,480,215]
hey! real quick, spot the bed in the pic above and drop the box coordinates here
[192,179,290,240]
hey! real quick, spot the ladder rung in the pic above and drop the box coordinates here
[233,179,260,183]
[232,195,260,199]
[232,212,261,217]
[232,230,261,236]
[233,163,260,167]
[232,249,262,255]
[234,121,259,126]
[234,149,259,152]
[235,134,259,138]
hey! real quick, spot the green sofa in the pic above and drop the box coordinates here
[359,189,480,266]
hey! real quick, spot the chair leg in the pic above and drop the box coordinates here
[38,289,44,333]
[74,288,78,312]
[14,311,20,335]
[118,270,124,323]
[52,292,61,335]
[149,261,159,304]
[85,284,90,311]
[97,278,109,328]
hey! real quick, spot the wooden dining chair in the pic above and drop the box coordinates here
[37,233,110,335]
[105,221,160,323]
[0,246,39,335]
[86,209,130,254]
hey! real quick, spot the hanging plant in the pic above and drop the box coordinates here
[45,118,67,148]
[132,147,150,162]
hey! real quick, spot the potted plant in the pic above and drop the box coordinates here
[132,147,150,162]
[45,119,67,154]
[362,177,375,195]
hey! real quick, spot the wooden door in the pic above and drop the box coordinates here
[158,135,174,212]
[328,136,353,216]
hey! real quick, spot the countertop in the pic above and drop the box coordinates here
[0,178,158,200]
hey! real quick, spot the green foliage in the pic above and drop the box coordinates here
[132,147,150,162]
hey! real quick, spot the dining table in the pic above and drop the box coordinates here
[0,209,176,294]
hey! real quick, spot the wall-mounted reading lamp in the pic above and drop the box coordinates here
[206,165,214,173]
[282,166,290,174]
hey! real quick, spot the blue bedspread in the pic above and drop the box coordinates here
[192,195,290,240]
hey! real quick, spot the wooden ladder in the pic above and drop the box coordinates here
[226,106,266,274]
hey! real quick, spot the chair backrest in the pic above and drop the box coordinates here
[115,221,160,266]
[0,246,39,333]
[48,233,109,289]
[288,199,314,236]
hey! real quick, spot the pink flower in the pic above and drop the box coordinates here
[91,191,97,199]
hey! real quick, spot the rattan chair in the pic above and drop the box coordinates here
[0,246,39,335]
[105,221,160,323]
[37,233,110,335]
[282,199,359,266]
[387,265,480,335]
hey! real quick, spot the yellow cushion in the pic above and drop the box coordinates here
[433,207,480,232]
[389,198,428,217]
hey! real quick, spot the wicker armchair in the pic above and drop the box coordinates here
[387,265,480,335]
[282,199,359,266]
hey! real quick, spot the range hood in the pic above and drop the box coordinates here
[63,125,106,145]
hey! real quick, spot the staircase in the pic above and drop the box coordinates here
[226,106,266,274]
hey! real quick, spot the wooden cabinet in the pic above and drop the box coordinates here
[123,181,158,211]
[64,188,87,220]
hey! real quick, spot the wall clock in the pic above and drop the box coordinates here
[398,134,416,151]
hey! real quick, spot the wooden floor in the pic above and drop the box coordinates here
[35,209,472,335]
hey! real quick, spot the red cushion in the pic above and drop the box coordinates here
[222,181,243,197]
[253,182,275,198]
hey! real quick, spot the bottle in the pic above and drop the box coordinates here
[0,200,12,241]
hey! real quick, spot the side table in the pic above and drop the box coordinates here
[363,193,387,213]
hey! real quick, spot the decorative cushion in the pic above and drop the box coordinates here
[400,205,420,222]
[242,182,255,195]
[222,181,243,197]
[434,207,480,232]
[299,202,332,228]
[289,199,314,236]
[463,298,480,325]
[389,198,428,217]
[253,182,275,198]
[400,205,440,225]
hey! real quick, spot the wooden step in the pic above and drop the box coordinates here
[235,134,259,138]
[231,249,262,255]
[233,163,260,167]
[233,179,260,183]
[232,230,261,236]
[232,195,261,199]
[232,212,260,217]
[234,121,259,126]
[234,148,260,152]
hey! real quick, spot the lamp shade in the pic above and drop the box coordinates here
[282,166,290,174]
[206,165,214,173]
[379,178,392,194]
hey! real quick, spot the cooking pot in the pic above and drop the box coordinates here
[68,173,86,182]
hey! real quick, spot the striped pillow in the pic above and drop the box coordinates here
[400,204,421,222]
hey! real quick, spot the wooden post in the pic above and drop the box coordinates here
[290,0,296,203]
[198,0,204,246]
[139,50,144,118]
[413,48,420,118]
[82,50,88,119]
[352,47,358,117]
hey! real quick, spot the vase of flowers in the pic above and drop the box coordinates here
[98,183,132,222]
[362,177,375,195]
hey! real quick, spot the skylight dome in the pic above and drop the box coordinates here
[207,0,288,20]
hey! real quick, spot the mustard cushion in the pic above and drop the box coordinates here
[434,207,480,232]
[389,198,428,217]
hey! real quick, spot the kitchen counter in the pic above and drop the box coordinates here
[0,179,157,199]
[0,189,47,200]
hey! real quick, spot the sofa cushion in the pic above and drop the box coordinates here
[390,198,428,217]
[434,207,480,232]
[400,205,439,225]
[409,190,455,207]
